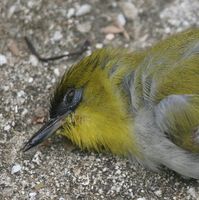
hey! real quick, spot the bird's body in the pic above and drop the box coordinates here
[24,29,199,179]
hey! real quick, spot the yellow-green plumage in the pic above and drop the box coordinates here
[53,49,145,156]
[26,29,199,179]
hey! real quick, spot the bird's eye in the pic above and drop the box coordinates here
[64,88,75,104]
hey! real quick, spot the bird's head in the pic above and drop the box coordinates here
[23,49,141,156]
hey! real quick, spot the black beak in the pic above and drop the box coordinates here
[23,111,70,152]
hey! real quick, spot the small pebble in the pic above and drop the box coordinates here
[8,39,20,56]
[15,105,18,113]
[115,169,121,175]
[32,151,42,165]
[67,8,75,18]
[85,49,92,56]
[8,5,16,18]
[120,2,138,20]
[82,175,90,186]
[4,124,11,131]
[8,4,20,18]
[3,85,9,91]
[22,108,28,116]
[117,13,126,26]
[187,187,197,199]
[98,189,103,194]
[34,106,45,118]
[105,33,115,41]
[27,1,35,8]
[111,2,117,8]
[17,90,26,98]
[29,192,37,199]
[54,68,60,76]
[28,77,34,83]
[137,198,146,200]
[154,190,162,197]
[76,4,91,16]
[52,31,63,42]
[11,164,22,174]
[29,55,38,67]
[77,22,92,33]
[11,121,15,126]
[0,54,7,66]
[95,43,103,49]
[51,78,56,83]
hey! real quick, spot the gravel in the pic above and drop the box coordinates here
[0,54,7,66]
[76,4,92,17]
[1,0,199,199]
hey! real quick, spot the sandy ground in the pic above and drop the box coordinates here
[1,0,199,199]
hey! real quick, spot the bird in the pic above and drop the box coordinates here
[23,29,199,179]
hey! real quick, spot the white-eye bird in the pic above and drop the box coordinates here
[24,29,199,179]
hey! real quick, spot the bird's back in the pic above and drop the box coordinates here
[130,29,199,178]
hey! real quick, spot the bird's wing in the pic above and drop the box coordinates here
[131,29,199,110]
[131,29,199,152]
[154,94,199,152]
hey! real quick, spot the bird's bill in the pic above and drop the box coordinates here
[23,112,70,152]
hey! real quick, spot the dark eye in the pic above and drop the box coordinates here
[64,88,75,104]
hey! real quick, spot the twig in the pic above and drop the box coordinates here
[24,36,90,62]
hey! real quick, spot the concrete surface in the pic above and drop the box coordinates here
[1,0,199,199]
